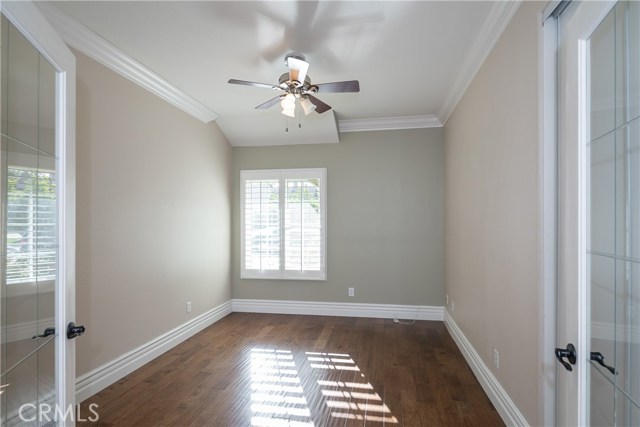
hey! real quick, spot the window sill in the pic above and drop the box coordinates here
[241,273,326,281]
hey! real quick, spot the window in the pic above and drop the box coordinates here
[6,167,56,284]
[241,168,326,280]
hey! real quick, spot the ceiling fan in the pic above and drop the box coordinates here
[228,53,360,117]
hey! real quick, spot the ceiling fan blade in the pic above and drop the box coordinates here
[286,56,309,86]
[255,95,283,110]
[228,79,282,91]
[314,80,360,93]
[307,95,332,114]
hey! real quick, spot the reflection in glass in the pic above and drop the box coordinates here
[1,14,57,427]
[589,3,640,425]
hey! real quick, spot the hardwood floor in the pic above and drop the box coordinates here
[78,313,504,427]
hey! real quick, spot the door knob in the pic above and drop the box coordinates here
[555,343,577,372]
[590,352,618,375]
[66,322,85,339]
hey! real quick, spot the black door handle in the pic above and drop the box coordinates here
[555,343,577,371]
[67,322,85,339]
[590,352,618,375]
[32,327,56,339]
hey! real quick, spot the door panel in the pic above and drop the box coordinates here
[1,14,58,426]
[556,1,617,425]
[558,0,640,424]
[587,2,640,425]
[0,2,76,425]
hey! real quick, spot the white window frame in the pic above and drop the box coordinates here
[240,168,327,280]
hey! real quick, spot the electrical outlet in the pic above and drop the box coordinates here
[446,294,449,305]
[451,300,455,312]
[493,349,500,369]
[348,287,355,297]
[186,301,192,313]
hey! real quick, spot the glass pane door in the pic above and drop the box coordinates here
[1,15,58,427]
[588,2,640,425]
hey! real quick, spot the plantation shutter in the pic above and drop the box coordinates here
[242,172,281,276]
[6,168,57,284]
[284,174,322,274]
[241,169,326,280]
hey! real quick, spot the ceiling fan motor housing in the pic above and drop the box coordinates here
[279,73,313,93]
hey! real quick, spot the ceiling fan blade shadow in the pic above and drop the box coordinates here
[261,40,289,63]
[314,80,360,93]
[307,95,332,114]
[228,79,283,91]
[255,95,283,110]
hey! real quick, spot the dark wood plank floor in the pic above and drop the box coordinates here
[79,313,504,427]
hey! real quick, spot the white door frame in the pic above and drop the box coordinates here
[0,1,76,424]
[538,3,560,425]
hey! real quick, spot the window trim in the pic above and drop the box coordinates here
[240,168,327,281]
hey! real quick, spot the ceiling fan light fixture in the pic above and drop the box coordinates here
[280,93,295,109]
[281,105,296,118]
[300,96,316,115]
[285,55,309,88]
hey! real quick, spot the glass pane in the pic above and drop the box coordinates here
[616,1,640,127]
[3,137,40,367]
[6,22,38,151]
[616,389,640,427]
[38,58,55,157]
[285,178,321,272]
[244,179,280,271]
[590,4,640,426]
[590,133,616,254]
[1,16,7,134]
[615,260,640,406]
[591,254,616,375]
[4,352,38,427]
[37,340,56,427]
[1,16,57,426]
[591,11,616,140]
[591,367,615,427]
[618,121,640,260]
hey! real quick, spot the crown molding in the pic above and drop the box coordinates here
[37,3,218,124]
[437,1,521,125]
[338,115,442,133]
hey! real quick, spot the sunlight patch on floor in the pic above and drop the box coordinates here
[250,348,314,427]
[249,348,398,426]
[306,351,398,424]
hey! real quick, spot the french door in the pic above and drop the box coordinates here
[556,0,640,424]
[0,2,76,426]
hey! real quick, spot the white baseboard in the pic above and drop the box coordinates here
[444,310,529,427]
[76,300,232,403]
[232,298,444,321]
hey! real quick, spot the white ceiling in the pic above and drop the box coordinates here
[40,1,519,146]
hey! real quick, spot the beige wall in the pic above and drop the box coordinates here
[75,50,232,377]
[232,129,444,306]
[444,2,542,425]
